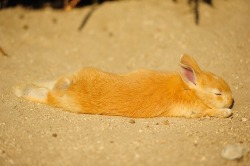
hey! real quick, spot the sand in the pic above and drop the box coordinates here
[0,0,250,165]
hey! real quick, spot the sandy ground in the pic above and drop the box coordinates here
[0,0,250,165]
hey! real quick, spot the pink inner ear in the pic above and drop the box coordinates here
[183,67,196,85]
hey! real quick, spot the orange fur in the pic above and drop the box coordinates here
[14,55,234,118]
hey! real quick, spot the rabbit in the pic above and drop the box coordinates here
[14,54,234,118]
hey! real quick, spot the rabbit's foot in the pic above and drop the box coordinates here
[14,84,48,103]
[205,108,232,118]
[217,108,232,118]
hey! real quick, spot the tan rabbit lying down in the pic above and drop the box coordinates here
[15,55,234,118]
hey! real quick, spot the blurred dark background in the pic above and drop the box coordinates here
[0,0,107,9]
[0,0,213,25]
[0,0,212,9]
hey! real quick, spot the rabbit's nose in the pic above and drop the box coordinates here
[229,99,234,109]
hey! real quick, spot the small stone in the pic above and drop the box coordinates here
[52,133,57,137]
[129,119,135,124]
[219,129,225,133]
[1,150,5,154]
[108,32,113,37]
[193,140,198,146]
[19,14,25,19]
[205,116,211,120]
[163,120,170,125]
[23,24,29,30]
[241,118,248,122]
[155,123,159,125]
[9,159,14,164]
[221,144,249,160]
[200,156,206,161]
[52,18,58,24]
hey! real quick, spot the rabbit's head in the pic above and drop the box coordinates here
[179,54,234,109]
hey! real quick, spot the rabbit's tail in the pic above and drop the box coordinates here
[14,81,57,104]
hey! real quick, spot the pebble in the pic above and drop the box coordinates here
[0,149,5,154]
[200,156,206,161]
[163,120,170,125]
[193,140,198,146]
[23,24,29,30]
[219,129,225,133]
[52,133,57,137]
[52,18,57,24]
[241,118,248,122]
[221,144,250,160]
[129,119,135,124]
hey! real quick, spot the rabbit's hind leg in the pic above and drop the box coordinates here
[14,84,49,104]
[47,77,83,113]
[32,80,57,90]
[14,80,58,103]
[14,75,79,113]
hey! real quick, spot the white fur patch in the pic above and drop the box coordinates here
[14,84,48,102]
[59,78,71,90]
[210,88,221,94]
[219,108,232,117]
[33,81,57,90]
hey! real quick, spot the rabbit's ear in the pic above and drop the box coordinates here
[179,54,202,86]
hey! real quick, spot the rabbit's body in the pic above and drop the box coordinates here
[49,68,202,118]
[15,55,234,118]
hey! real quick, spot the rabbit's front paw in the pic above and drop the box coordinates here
[217,108,232,118]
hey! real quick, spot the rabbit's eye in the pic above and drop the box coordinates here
[214,93,222,96]
[209,88,222,96]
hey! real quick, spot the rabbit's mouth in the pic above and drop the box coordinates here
[229,99,235,109]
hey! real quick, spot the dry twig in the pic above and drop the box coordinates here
[78,0,100,31]
[0,46,8,57]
